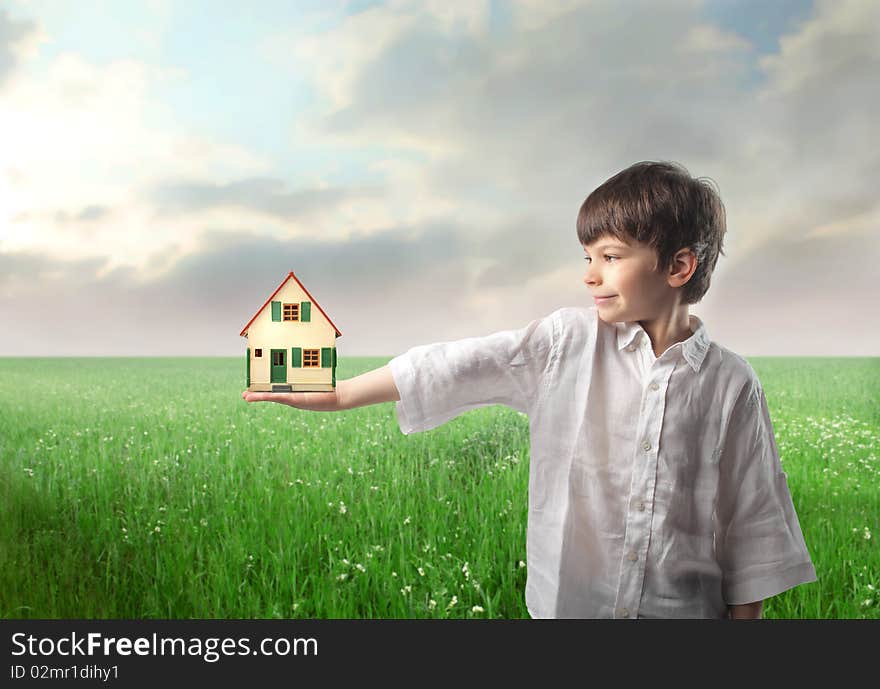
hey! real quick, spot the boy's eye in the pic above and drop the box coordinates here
[583,255,618,263]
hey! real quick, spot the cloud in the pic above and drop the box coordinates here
[2,0,876,355]
[49,204,111,225]
[746,0,880,240]
[702,223,880,356]
[272,0,878,355]
[290,0,877,255]
[285,0,768,271]
[0,49,271,265]
[0,8,40,87]
[150,177,382,221]
[757,0,880,97]
[0,223,477,356]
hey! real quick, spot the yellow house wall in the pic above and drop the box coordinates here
[245,278,336,387]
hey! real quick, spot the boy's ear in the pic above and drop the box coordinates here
[667,247,698,288]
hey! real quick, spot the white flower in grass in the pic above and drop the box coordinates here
[400,585,412,595]
[337,573,348,581]
[471,606,484,614]
[403,516,411,525]
[447,595,458,610]
[339,502,347,515]
[519,560,526,568]
[428,599,437,611]
[864,527,872,540]
[418,567,425,577]
[355,563,366,573]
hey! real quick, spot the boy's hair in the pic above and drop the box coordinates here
[576,160,726,305]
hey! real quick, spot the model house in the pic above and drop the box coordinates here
[240,271,341,392]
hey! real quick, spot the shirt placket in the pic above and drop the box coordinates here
[613,338,676,619]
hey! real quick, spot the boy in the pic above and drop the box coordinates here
[242,160,817,619]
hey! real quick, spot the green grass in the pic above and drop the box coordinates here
[0,356,877,619]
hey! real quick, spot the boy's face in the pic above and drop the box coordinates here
[581,235,676,323]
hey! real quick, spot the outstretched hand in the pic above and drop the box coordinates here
[240,365,398,413]
[241,389,344,412]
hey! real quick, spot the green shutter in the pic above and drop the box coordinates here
[291,347,302,368]
[246,348,250,387]
[301,301,311,322]
[332,347,337,387]
[271,301,281,321]
[321,347,331,368]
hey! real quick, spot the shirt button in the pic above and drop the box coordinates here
[642,440,651,452]
[649,382,659,391]
[627,551,638,562]
[619,608,630,618]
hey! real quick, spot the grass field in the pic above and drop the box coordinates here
[1,356,877,619]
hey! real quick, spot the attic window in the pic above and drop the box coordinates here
[283,303,299,321]
[255,349,262,357]
[303,349,320,368]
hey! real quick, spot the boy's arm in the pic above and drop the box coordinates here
[241,365,399,411]
[338,365,400,409]
[242,311,556,427]
[728,600,763,620]
[388,313,557,434]
[715,378,817,608]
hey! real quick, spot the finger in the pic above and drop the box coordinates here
[242,392,286,404]
[243,391,309,408]
[241,390,339,410]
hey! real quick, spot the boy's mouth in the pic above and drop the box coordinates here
[594,295,617,303]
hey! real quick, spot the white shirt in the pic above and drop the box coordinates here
[388,306,817,619]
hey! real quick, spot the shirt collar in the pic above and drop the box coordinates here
[615,314,710,373]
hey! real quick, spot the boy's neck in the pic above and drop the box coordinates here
[638,305,693,359]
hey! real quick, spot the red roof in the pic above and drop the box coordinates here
[239,271,342,338]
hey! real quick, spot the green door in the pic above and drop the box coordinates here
[270,349,287,383]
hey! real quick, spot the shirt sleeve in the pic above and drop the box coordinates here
[715,378,818,606]
[387,311,558,435]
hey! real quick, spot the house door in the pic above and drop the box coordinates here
[270,349,287,383]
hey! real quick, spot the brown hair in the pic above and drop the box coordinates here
[576,160,726,305]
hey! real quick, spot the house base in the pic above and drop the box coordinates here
[247,383,336,392]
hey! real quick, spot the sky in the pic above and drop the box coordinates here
[1,0,877,357]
